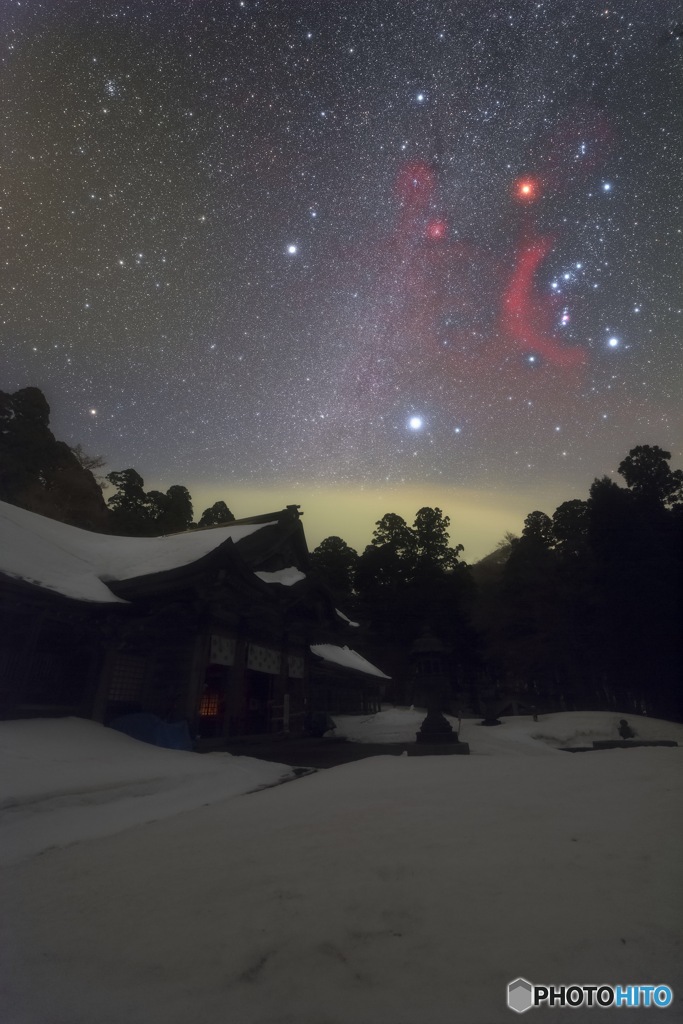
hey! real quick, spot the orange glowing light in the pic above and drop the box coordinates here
[513,177,540,203]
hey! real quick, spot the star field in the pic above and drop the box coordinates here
[2,0,682,525]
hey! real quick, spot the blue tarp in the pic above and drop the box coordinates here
[107,713,193,751]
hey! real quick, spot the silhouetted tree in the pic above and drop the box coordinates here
[493,515,560,704]
[551,499,589,557]
[107,469,155,535]
[358,508,464,597]
[356,513,416,616]
[0,387,110,530]
[70,444,107,487]
[309,536,359,603]
[522,510,554,547]
[470,534,518,694]
[413,506,464,573]
[197,500,235,527]
[152,485,194,535]
[371,513,417,563]
[108,472,195,536]
[618,445,683,508]
[355,508,477,701]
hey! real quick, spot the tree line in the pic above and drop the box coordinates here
[309,450,682,721]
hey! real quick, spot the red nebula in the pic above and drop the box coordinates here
[426,218,447,240]
[392,161,438,240]
[501,236,586,369]
[336,159,587,424]
[395,160,436,206]
[513,176,541,203]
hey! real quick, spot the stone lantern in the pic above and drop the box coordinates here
[410,629,461,745]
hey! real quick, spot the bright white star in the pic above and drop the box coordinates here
[408,416,423,430]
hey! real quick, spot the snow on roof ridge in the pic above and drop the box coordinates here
[255,567,306,586]
[310,643,390,679]
[335,608,359,627]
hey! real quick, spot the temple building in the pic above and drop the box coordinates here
[0,501,388,742]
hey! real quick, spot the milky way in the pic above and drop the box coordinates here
[3,0,682,503]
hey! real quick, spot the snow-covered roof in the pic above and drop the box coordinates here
[0,500,274,605]
[255,567,306,587]
[310,644,390,679]
[335,608,359,627]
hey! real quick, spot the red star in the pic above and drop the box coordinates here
[513,176,540,203]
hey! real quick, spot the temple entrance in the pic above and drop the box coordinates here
[197,664,229,738]
[245,670,273,734]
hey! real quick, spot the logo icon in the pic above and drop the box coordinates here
[508,978,534,1014]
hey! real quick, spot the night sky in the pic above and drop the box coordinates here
[3,0,682,557]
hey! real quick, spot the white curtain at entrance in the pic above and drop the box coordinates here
[247,644,281,674]
[210,635,236,666]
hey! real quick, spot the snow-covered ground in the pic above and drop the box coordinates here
[0,718,294,866]
[332,706,683,755]
[1,711,681,1023]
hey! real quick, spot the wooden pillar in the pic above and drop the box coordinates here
[272,638,289,734]
[185,633,210,727]
[302,649,311,717]
[224,636,247,736]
